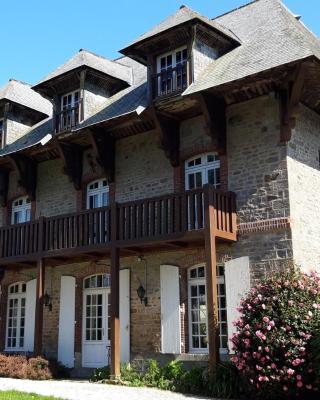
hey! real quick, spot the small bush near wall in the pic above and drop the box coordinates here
[91,360,242,399]
[0,355,52,380]
[231,268,320,399]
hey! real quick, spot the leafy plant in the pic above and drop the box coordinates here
[177,366,206,395]
[90,366,110,382]
[231,268,320,399]
[207,362,243,399]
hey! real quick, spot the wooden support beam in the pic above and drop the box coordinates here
[196,93,226,154]
[204,185,219,369]
[55,140,83,190]
[151,107,180,167]
[279,63,307,143]
[9,154,37,200]
[0,169,9,207]
[110,202,120,378]
[79,69,87,121]
[34,258,45,355]
[89,128,116,183]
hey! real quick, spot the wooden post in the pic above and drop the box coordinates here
[34,258,45,355]
[204,185,219,369]
[110,202,120,378]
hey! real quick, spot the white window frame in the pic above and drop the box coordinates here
[156,46,188,96]
[188,264,228,355]
[185,153,221,190]
[61,90,80,111]
[11,196,31,225]
[86,179,109,210]
[6,282,27,351]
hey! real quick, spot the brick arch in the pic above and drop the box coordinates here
[174,147,228,192]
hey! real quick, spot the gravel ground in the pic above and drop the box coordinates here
[0,378,212,400]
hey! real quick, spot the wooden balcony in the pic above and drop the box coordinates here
[152,63,189,99]
[55,99,83,133]
[0,186,236,266]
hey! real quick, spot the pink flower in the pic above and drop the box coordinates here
[297,381,303,388]
[296,375,302,381]
[292,359,301,366]
[265,347,270,353]
[288,300,294,306]
[263,316,270,323]
[283,385,288,391]
[271,363,276,369]
[287,368,295,376]
[306,384,313,390]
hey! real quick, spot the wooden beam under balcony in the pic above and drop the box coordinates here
[279,63,307,143]
[151,107,180,167]
[89,128,115,182]
[9,154,37,200]
[196,93,226,154]
[55,140,83,190]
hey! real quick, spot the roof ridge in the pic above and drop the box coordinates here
[8,79,31,87]
[78,48,123,65]
[213,0,260,21]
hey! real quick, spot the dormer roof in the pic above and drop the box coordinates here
[120,5,241,64]
[33,49,133,95]
[0,79,52,117]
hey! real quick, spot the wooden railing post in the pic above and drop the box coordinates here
[203,184,219,369]
[110,201,120,378]
[38,216,45,255]
[231,192,237,236]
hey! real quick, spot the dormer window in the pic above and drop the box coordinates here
[12,196,31,225]
[56,90,81,133]
[154,47,188,98]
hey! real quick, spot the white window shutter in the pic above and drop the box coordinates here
[58,276,76,368]
[25,279,36,352]
[120,269,130,364]
[225,257,250,353]
[160,265,181,354]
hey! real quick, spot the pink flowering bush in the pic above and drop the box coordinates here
[231,268,320,399]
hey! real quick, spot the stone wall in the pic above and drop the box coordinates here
[84,80,110,119]
[287,105,320,272]
[192,40,218,81]
[36,159,77,217]
[115,130,174,202]
[6,113,32,145]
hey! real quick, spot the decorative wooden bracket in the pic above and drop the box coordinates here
[55,140,83,190]
[9,154,37,200]
[151,107,180,167]
[279,63,306,143]
[0,169,9,207]
[89,128,116,183]
[196,93,226,154]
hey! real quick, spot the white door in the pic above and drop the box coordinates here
[82,289,110,368]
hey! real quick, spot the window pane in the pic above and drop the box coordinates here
[188,174,195,190]
[195,172,202,188]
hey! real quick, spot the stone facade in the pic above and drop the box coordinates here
[6,111,34,145]
[84,80,111,119]
[36,159,77,217]
[287,105,320,272]
[192,40,218,81]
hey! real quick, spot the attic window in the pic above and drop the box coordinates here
[154,47,188,97]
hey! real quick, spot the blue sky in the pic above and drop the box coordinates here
[0,0,319,88]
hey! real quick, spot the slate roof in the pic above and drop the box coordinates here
[0,79,52,116]
[0,117,52,157]
[184,0,320,95]
[75,57,148,130]
[1,0,320,157]
[121,5,240,55]
[33,49,133,89]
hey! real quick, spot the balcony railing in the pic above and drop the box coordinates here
[152,63,189,99]
[55,99,83,133]
[0,186,236,262]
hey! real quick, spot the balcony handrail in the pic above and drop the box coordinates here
[0,186,236,260]
[152,62,188,99]
[55,98,83,133]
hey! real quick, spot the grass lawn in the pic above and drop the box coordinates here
[0,392,63,400]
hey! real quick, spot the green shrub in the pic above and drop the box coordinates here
[208,362,243,399]
[178,366,206,395]
[90,366,110,382]
[120,363,143,386]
